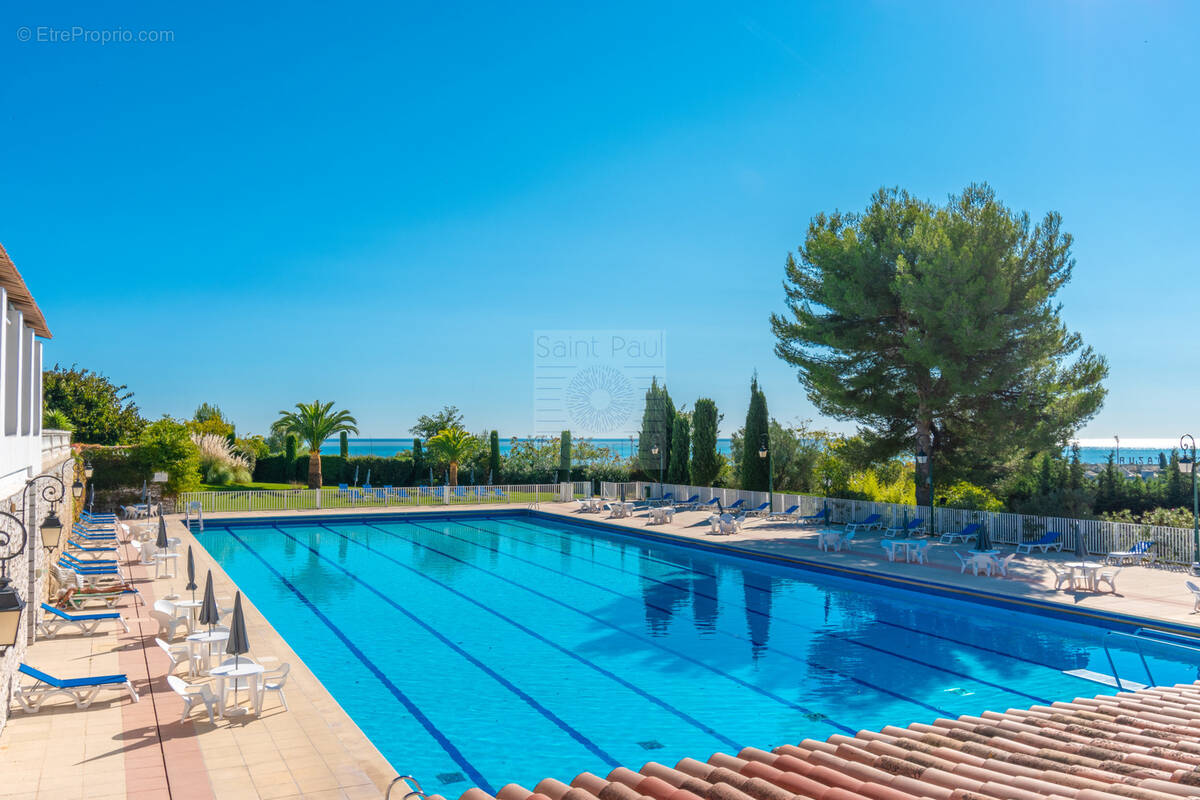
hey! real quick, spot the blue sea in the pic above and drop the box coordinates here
[326,437,733,459]
[327,439,1170,466]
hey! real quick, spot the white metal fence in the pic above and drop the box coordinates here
[618,481,1197,564]
[178,482,590,515]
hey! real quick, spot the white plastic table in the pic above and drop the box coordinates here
[1064,561,1101,591]
[883,539,926,563]
[209,662,265,716]
[186,630,229,675]
[818,530,845,551]
[173,599,202,633]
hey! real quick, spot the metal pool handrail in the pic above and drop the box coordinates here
[1102,628,1200,690]
[385,775,427,800]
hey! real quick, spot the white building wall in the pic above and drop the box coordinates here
[0,300,45,500]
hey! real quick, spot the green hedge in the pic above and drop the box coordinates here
[253,454,418,487]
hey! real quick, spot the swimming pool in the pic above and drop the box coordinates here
[196,512,1197,792]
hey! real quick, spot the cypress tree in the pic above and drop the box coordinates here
[559,431,572,482]
[668,415,690,484]
[691,398,721,487]
[1068,443,1084,491]
[339,430,349,458]
[285,434,297,463]
[412,438,423,474]
[489,430,501,482]
[741,375,770,491]
[1166,449,1185,507]
[637,377,675,481]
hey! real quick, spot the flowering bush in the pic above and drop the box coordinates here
[192,432,251,485]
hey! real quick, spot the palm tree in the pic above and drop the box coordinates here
[427,427,481,486]
[272,401,358,488]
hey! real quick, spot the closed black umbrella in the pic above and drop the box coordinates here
[225,592,251,710]
[88,483,94,513]
[155,514,169,550]
[185,547,197,602]
[1074,525,1089,560]
[975,524,993,551]
[198,570,220,634]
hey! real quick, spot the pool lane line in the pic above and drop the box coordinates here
[497,516,1075,677]
[342,520,856,734]
[271,527,623,771]
[390,518,1047,708]
[221,527,493,793]
[310,524,743,752]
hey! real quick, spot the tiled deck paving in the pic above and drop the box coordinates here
[4,500,1200,800]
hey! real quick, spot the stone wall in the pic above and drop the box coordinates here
[0,452,77,733]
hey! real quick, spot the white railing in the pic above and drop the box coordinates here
[631,481,1198,564]
[177,482,586,514]
[40,429,72,465]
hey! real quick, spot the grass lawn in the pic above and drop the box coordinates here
[199,481,298,491]
[181,485,577,512]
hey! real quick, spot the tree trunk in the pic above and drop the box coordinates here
[449,461,458,487]
[308,452,322,490]
[915,419,933,507]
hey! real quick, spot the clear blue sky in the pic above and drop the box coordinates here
[3,1,1196,439]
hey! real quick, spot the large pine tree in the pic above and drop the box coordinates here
[740,376,770,491]
[771,184,1107,503]
[691,398,721,486]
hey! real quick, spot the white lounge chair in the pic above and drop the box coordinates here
[260,663,290,711]
[167,675,217,724]
[14,664,138,711]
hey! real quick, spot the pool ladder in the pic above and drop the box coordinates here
[385,775,428,800]
[1102,628,1200,690]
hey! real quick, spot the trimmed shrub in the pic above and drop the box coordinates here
[339,431,349,458]
[559,431,572,482]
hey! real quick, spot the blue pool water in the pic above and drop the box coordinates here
[196,514,1197,792]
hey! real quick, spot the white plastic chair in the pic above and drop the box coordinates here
[995,553,1017,577]
[1096,566,1121,593]
[156,637,197,674]
[167,675,217,724]
[1047,563,1074,591]
[955,552,971,574]
[260,663,290,711]
[1188,582,1200,613]
[150,609,189,642]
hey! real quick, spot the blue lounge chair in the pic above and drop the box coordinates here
[1016,531,1063,553]
[37,603,128,638]
[674,494,700,510]
[746,502,771,518]
[72,523,116,538]
[454,487,468,498]
[58,556,121,577]
[939,522,982,544]
[81,510,117,521]
[59,551,119,568]
[13,664,138,711]
[66,539,117,556]
[725,499,745,513]
[884,518,924,538]
[1106,540,1156,565]
[767,504,800,522]
[337,483,351,496]
[797,508,828,526]
[492,487,508,499]
[845,513,883,533]
[700,497,722,513]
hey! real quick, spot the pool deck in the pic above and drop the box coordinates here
[4,500,1199,800]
